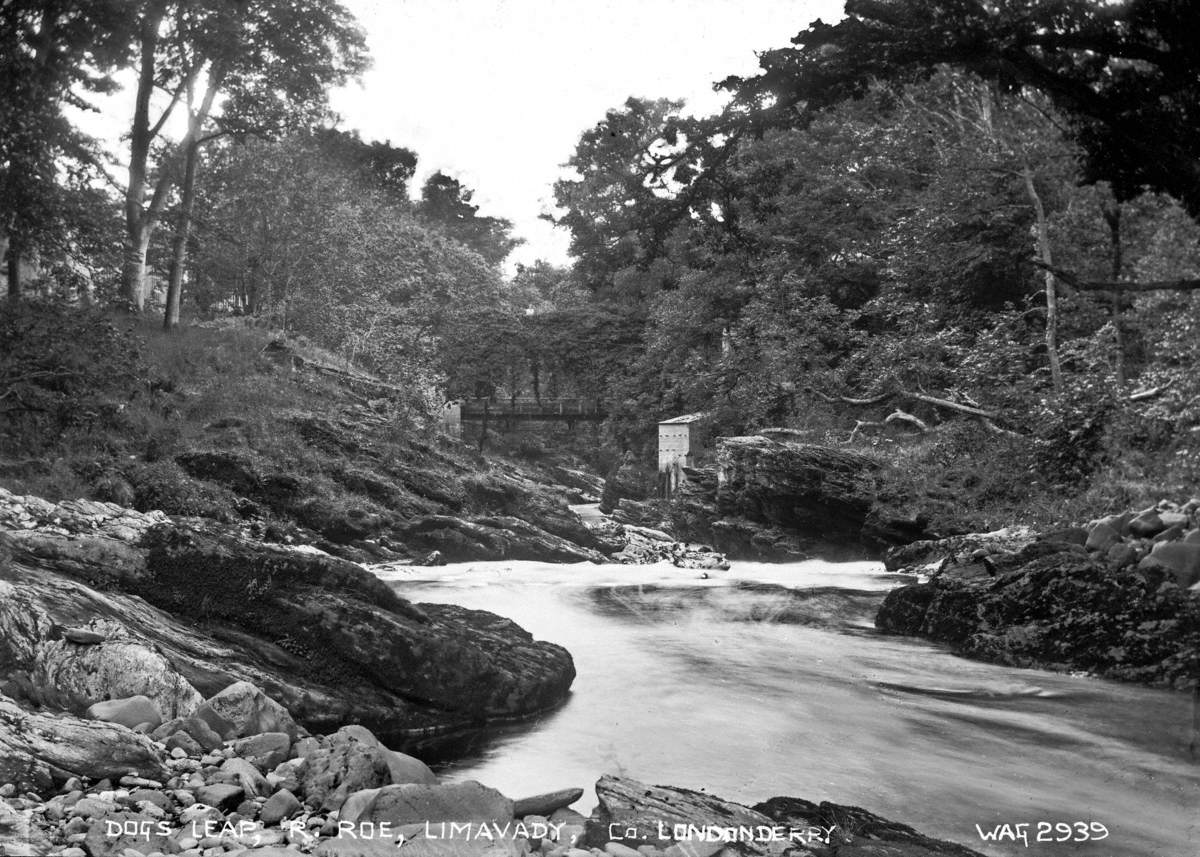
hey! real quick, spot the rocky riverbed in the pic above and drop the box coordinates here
[0,674,985,857]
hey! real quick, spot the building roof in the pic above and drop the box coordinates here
[659,412,708,425]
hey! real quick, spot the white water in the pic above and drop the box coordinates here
[373,558,1200,857]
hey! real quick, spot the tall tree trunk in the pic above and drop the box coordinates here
[5,242,19,302]
[163,155,197,329]
[1102,200,1125,387]
[120,8,159,311]
[1,229,13,303]
[164,68,223,331]
[1022,161,1063,394]
[121,1,182,312]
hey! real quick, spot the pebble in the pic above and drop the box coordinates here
[135,801,167,819]
[171,747,188,760]
[604,844,642,857]
[120,776,162,789]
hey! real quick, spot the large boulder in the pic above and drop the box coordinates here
[0,580,202,720]
[513,788,583,817]
[755,795,987,856]
[670,436,932,558]
[1139,541,1200,588]
[877,549,1200,687]
[300,725,437,811]
[0,800,53,856]
[200,681,298,739]
[85,695,162,730]
[227,731,292,771]
[586,776,984,856]
[586,775,793,854]
[84,810,174,857]
[0,693,166,791]
[348,781,513,826]
[396,514,603,563]
[1,490,576,738]
[716,437,879,538]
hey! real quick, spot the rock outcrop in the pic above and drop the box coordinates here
[170,423,613,565]
[395,514,604,563]
[669,436,931,559]
[876,499,1200,687]
[0,488,575,741]
[584,775,985,856]
[0,693,167,791]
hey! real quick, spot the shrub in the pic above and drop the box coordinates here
[0,302,144,454]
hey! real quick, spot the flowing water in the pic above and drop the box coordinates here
[372,557,1200,857]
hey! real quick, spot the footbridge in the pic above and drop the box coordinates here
[441,397,606,436]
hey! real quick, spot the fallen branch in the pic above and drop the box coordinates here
[812,386,1022,433]
[905,391,1000,420]
[1129,382,1172,402]
[884,409,929,432]
[847,419,882,443]
[808,387,894,406]
[981,418,1023,438]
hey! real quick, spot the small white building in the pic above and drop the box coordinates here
[658,413,707,496]
[441,400,463,437]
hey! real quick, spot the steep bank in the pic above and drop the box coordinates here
[0,488,575,739]
[663,434,932,560]
[0,316,612,567]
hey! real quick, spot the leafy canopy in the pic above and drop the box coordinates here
[725,0,1200,219]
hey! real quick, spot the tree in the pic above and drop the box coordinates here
[116,0,367,320]
[0,0,131,300]
[417,172,521,267]
[312,128,418,204]
[726,0,1200,222]
[191,133,511,405]
[164,0,367,328]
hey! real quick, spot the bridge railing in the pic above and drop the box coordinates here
[458,397,604,416]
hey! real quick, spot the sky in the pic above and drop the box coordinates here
[328,0,846,269]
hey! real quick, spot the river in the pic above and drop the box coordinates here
[372,557,1200,857]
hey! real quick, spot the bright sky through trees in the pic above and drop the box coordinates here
[329,0,844,268]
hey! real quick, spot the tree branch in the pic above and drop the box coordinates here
[1032,260,1200,292]
[1129,382,1172,402]
[884,409,929,432]
[807,386,894,406]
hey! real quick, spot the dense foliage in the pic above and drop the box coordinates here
[7,0,1200,519]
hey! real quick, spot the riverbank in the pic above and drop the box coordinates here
[0,683,987,857]
[875,501,1200,689]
